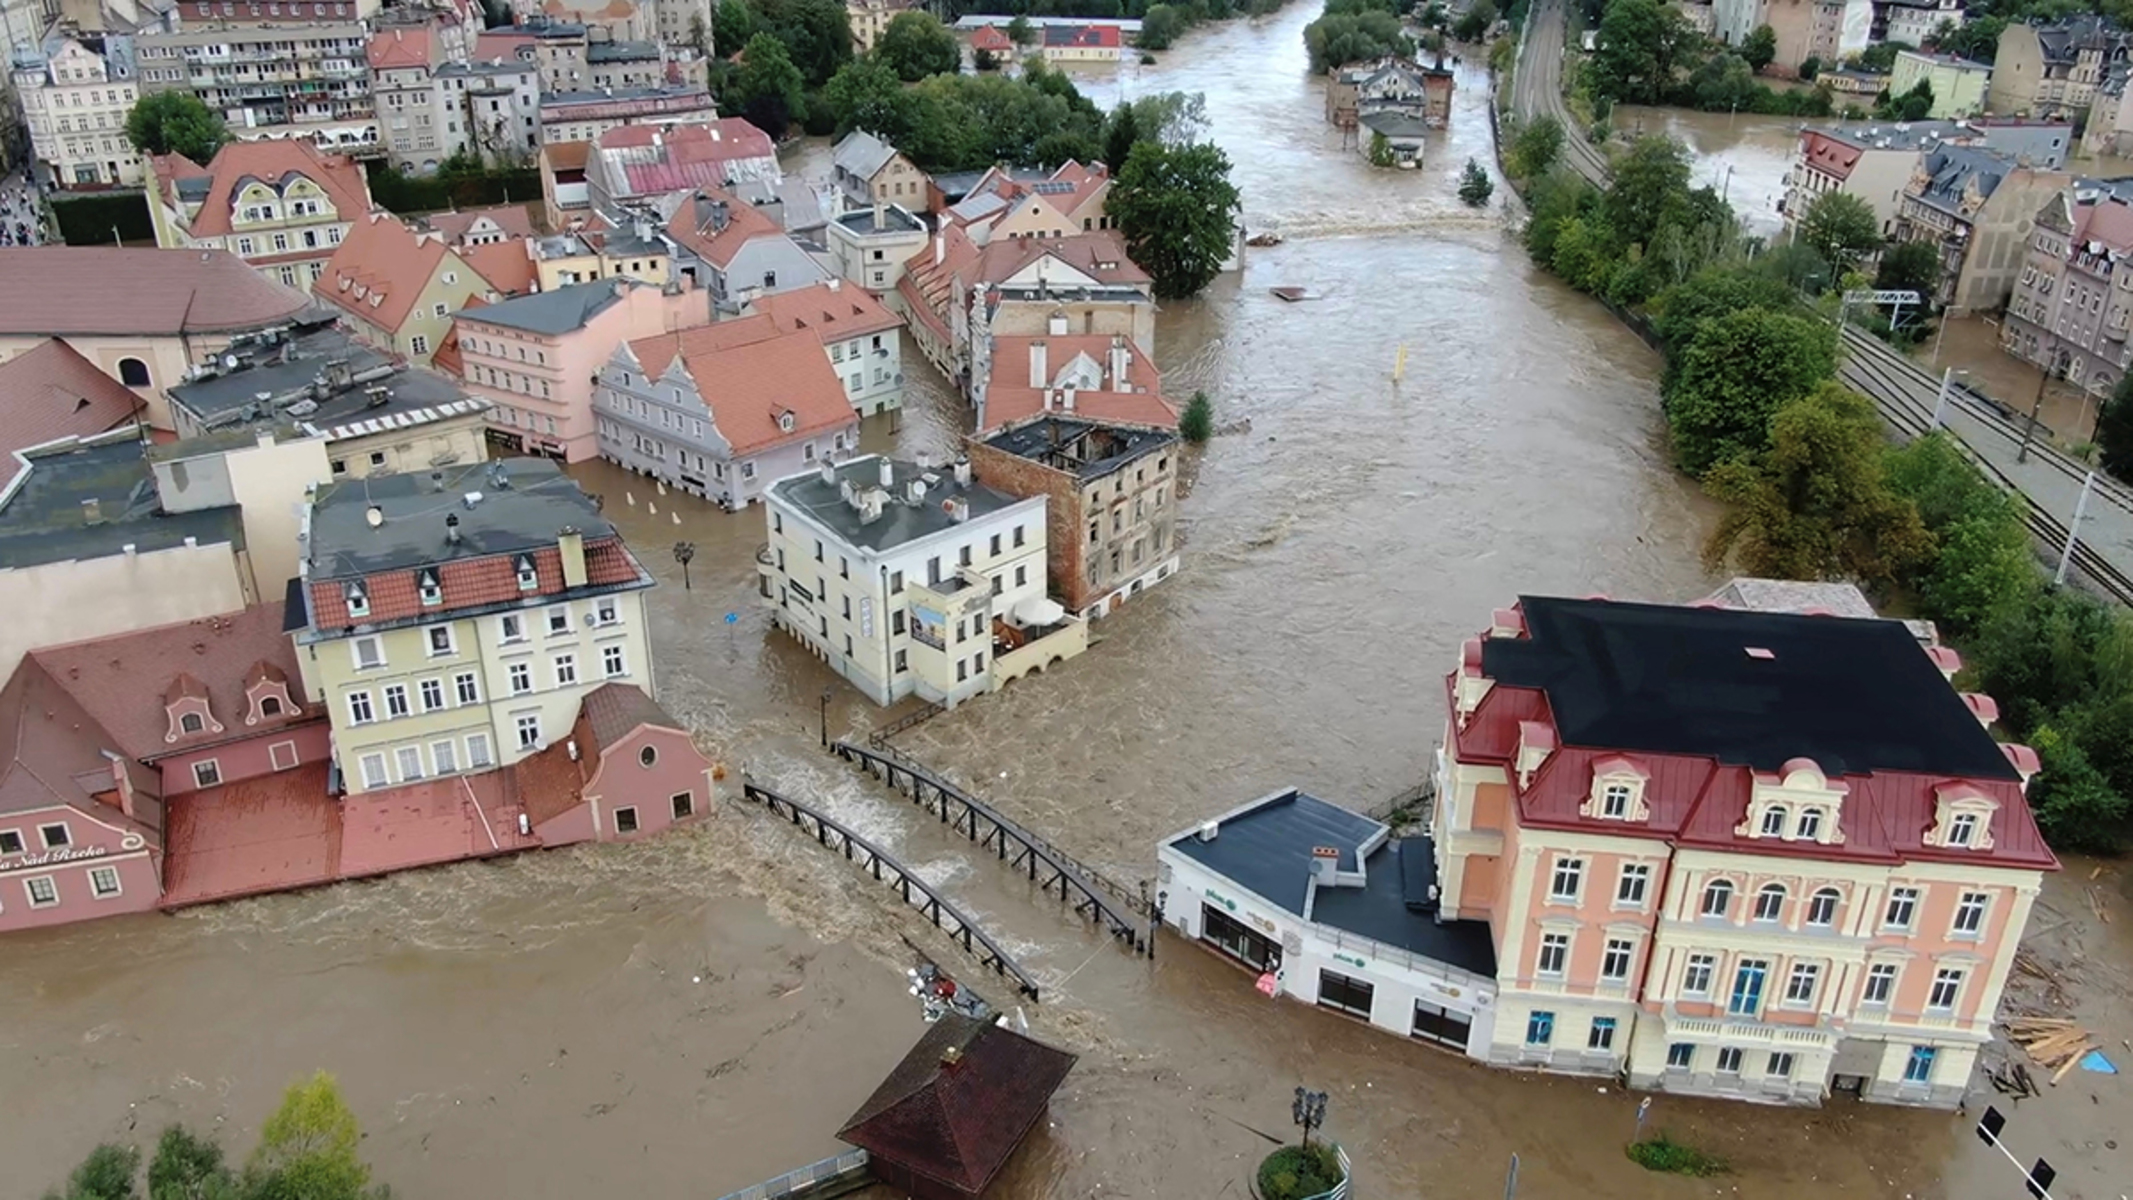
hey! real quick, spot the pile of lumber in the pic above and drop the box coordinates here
[2006,1018,2097,1084]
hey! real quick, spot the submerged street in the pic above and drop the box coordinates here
[3,6,2129,1198]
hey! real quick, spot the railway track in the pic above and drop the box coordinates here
[1837,334,2133,604]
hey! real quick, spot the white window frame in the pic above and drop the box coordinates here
[395,745,424,781]
[602,644,627,678]
[426,624,454,655]
[500,613,526,643]
[1927,968,1963,1011]
[358,752,389,789]
[1547,856,1583,903]
[1784,962,1820,1006]
[351,635,385,670]
[25,875,59,907]
[1600,937,1634,981]
[553,654,577,687]
[383,684,410,720]
[1681,953,1716,996]
[546,605,570,635]
[432,739,459,775]
[508,662,533,695]
[1753,884,1786,923]
[1614,863,1650,907]
[88,865,122,899]
[1536,932,1570,976]
[1952,891,1988,936]
[1862,962,1899,1005]
[269,740,299,771]
[455,672,481,705]
[419,678,446,712]
[1700,879,1734,918]
[192,759,222,788]
[1885,886,1920,931]
[466,732,494,768]
[515,713,541,748]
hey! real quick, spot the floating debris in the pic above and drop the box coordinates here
[1269,286,1319,302]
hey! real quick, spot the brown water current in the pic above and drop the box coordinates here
[6,7,2126,1199]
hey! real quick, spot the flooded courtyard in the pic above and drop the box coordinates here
[3,6,2130,1199]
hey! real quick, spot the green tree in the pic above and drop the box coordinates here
[1303,5,1412,73]
[974,46,1000,70]
[1797,191,1882,275]
[874,11,960,81]
[43,1144,140,1200]
[1006,14,1034,45]
[1588,0,1691,104]
[1666,307,1838,473]
[1854,39,1906,73]
[713,0,754,57]
[1741,23,1778,71]
[1702,383,1933,587]
[149,1126,238,1200]
[747,0,853,86]
[822,57,907,138]
[2098,372,2133,481]
[1508,114,1565,178]
[1650,265,1798,355]
[244,1073,375,1200]
[728,32,806,138]
[1104,101,1142,170]
[1458,158,1494,206]
[124,92,228,163]
[1108,140,1241,299]
[1876,78,1934,120]
[1180,390,1214,442]
[2026,725,2131,853]
[1125,90,1209,146]
[1367,129,1395,167]
[1798,54,1821,80]
[1138,3,1186,49]
[1874,237,1941,301]
[1603,134,1691,251]
[1451,0,1496,41]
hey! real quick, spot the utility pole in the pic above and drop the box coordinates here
[1932,366,1964,430]
[2057,471,2097,587]
[2018,351,2063,464]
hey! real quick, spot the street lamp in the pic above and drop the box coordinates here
[819,687,834,749]
[1292,1086,1328,1151]
[673,541,696,591]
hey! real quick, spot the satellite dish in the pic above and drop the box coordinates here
[364,505,384,528]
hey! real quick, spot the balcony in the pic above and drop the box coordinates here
[991,606,1088,689]
[755,544,777,605]
[1663,1011,1835,1053]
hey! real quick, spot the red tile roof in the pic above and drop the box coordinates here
[306,538,646,632]
[579,680,681,751]
[745,281,902,342]
[315,214,461,334]
[0,248,313,337]
[628,318,856,455]
[425,204,540,244]
[980,335,1173,432]
[970,230,1149,289]
[159,763,339,907]
[30,604,316,764]
[543,139,592,174]
[474,30,537,62]
[150,140,372,239]
[665,187,785,270]
[0,340,144,462]
[969,23,1012,51]
[598,121,777,200]
[461,238,539,297]
[0,656,160,840]
[839,1015,1076,1196]
[366,25,438,70]
[1801,130,1862,183]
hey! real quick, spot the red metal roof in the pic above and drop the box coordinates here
[305,539,646,632]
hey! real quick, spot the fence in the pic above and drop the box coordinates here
[712,1148,870,1200]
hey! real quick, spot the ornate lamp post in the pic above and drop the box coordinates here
[673,541,696,590]
[1292,1086,1328,1151]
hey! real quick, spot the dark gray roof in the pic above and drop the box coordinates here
[166,320,483,436]
[982,416,1174,481]
[541,85,710,106]
[1484,596,2020,779]
[771,456,1030,554]
[1166,790,1495,976]
[588,39,661,61]
[834,205,926,236]
[1913,144,2012,217]
[305,458,614,580]
[491,19,587,37]
[0,434,244,570]
[457,280,629,334]
[1360,111,1432,138]
[833,130,897,180]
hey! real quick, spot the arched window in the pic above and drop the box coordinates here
[1754,883,1787,922]
[1759,806,1786,836]
[1807,887,1840,927]
[260,695,283,717]
[1700,879,1734,918]
[117,357,150,387]
[179,712,203,733]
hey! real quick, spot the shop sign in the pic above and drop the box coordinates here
[1247,913,1278,935]
[1204,887,1237,912]
[0,845,107,874]
[1334,951,1368,970]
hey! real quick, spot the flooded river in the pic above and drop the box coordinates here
[6,6,2120,1199]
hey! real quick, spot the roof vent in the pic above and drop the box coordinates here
[1196,819,1217,842]
[364,505,384,529]
[463,490,484,509]
[1744,646,1776,660]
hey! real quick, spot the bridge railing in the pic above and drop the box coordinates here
[713,1149,869,1200]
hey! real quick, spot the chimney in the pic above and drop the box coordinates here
[1061,385,1077,412]
[948,498,970,524]
[827,277,842,292]
[819,459,837,485]
[110,755,139,821]
[941,1045,964,1069]
[1310,845,1340,887]
[953,457,971,488]
[446,513,461,545]
[80,497,103,525]
[1028,339,1047,387]
[873,200,885,227]
[933,232,944,266]
[1047,311,1068,336]
[878,456,894,489]
[1109,334,1128,389]
[558,526,588,588]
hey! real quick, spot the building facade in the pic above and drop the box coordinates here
[1888,50,1992,118]
[147,139,373,289]
[743,279,906,416]
[830,130,931,212]
[314,213,507,364]
[135,6,379,152]
[537,85,716,146]
[826,203,929,295]
[966,414,1180,619]
[1988,17,2130,118]
[452,278,710,461]
[594,313,858,507]
[663,188,829,313]
[1430,595,2053,1107]
[1895,146,2072,314]
[293,457,657,793]
[12,33,143,189]
[757,455,1085,706]
[2001,189,2133,401]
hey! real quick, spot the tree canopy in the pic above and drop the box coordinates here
[1665,307,1839,474]
[874,11,961,80]
[1797,191,1882,275]
[1508,115,1565,178]
[824,63,1104,172]
[726,33,806,138]
[1741,23,1777,71]
[1303,0,1412,73]
[1108,140,1241,299]
[736,0,851,85]
[1589,0,1693,104]
[124,92,229,163]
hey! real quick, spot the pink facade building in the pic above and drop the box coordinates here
[1433,594,2056,1107]
[0,604,326,933]
[449,277,710,461]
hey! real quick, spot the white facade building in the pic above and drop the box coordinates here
[13,35,142,188]
[1158,787,1502,1058]
[758,455,1071,708]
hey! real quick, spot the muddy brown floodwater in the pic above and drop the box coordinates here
[5,7,2127,1199]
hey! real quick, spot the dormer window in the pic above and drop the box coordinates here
[179,712,204,734]
[1759,806,1786,836]
[778,410,796,432]
[345,584,369,618]
[1796,808,1824,840]
[1739,758,1848,845]
[418,569,442,606]
[1601,784,1631,817]
[1581,756,1650,821]
[515,555,538,591]
[1948,813,1978,847]
[1926,782,1998,851]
